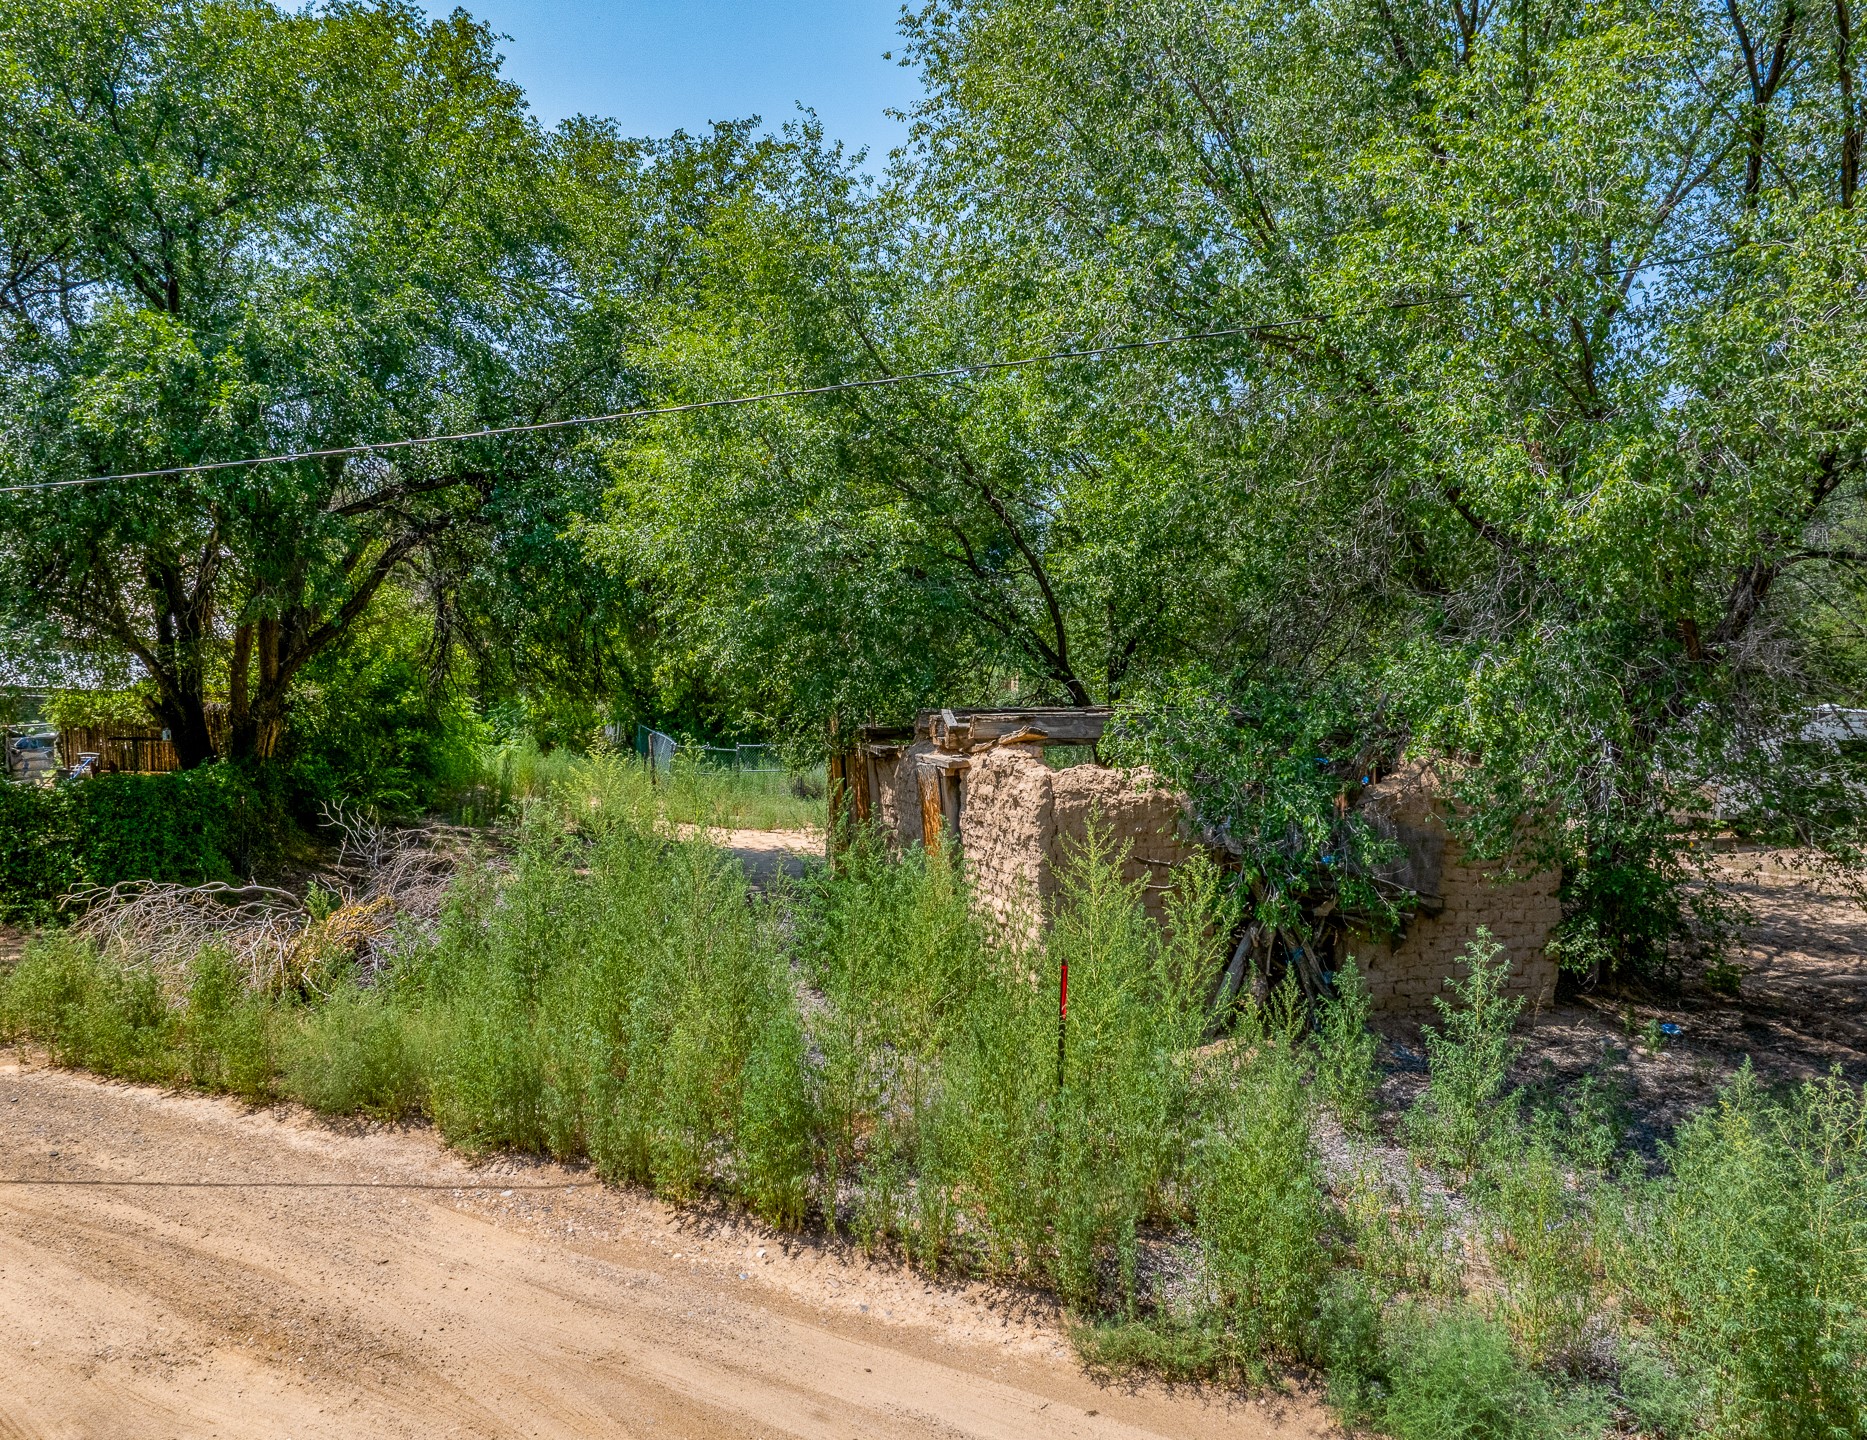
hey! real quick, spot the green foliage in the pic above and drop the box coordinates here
[415,754,813,1220]
[1108,677,1410,935]
[1615,1344,1708,1440]
[735,1001,815,1230]
[1407,929,1525,1175]
[1072,1317,1259,1385]
[0,0,637,768]
[0,765,278,921]
[1314,956,1380,1134]
[181,948,276,1102]
[924,828,1222,1304]
[281,982,424,1120]
[1193,1033,1330,1362]
[41,687,155,732]
[0,782,80,922]
[1382,1306,1607,1440]
[0,933,178,1083]
[1341,1164,1461,1301]
[1482,1138,1599,1369]
[655,753,826,832]
[282,589,487,817]
[1604,1068,1867,1440]
[1,752,1863,1440]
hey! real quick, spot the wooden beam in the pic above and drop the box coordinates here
[920,707,1112,750]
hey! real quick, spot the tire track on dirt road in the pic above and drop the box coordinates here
[0,1055,1328,1440]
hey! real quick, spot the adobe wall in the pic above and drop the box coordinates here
[958,746,1208,941]
[1345,767,1561,1013]
[859,735,1561,1012]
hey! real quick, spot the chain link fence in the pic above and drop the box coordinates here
[632,726,791,778]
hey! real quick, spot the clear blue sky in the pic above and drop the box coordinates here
[464,1,919,162]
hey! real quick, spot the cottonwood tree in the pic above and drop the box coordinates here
[885,0,1867,965]
[591,124,1248,736]
[0,0,567,766]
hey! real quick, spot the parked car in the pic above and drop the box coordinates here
[5,730,58,781]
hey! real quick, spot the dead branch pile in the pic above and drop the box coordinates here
[64,805,485,996]
[67,880,308,994]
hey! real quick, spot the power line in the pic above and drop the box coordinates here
[0,318,1323,495]
[0,246,1740,497]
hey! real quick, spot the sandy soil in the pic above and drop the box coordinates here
[0,1055,1327,1440]
[717,828,823,886]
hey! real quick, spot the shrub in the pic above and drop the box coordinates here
[1314,956,1379,1133]
[736,1001,815,1230]
[1383,1305,1607,1440]
[1194,1033,1330,1361]
[923,827,1219,1306]
[1340,1162,1461,1299]
[419,757,810,1223]
[1482,1137,1599,1368]
[1615,1344,1707,1440]
[1407,928,1524,1174]
[281,586,488,818]
[181,948,276,1101]
[1,934,179,1083]
[0,782,78,922]
[282,981,424,1119]
[1313,1271,1386,1423]
[0,764,283,921]
[1604,1066,1867,1440]
[1073,1317,1255,1384]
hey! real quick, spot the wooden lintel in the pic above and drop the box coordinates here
[916,707,1112,748]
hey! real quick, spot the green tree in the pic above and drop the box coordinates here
[890,0,1867,961]
[0,0,560,766]
[587,119,1250,738]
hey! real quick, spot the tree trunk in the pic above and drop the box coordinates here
[226,617,287,762]
[153,688,217,769]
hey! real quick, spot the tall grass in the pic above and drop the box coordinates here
[1406,928,1524,1174]
[4,752,1863,1438]
[458,738,824,831]
[1603,1067,1867,1440]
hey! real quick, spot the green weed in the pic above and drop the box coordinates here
[1482,1137,1599,1368]
[1603,1066,1867,1440]
[1314,956,1379,1133]
[282,981,424,1119]
[1383,1304,1608,1440]
[1194,1034,1329,1360]
[1407,928,1524,1174]
[2,934,179,1083]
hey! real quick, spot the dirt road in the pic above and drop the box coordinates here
[0,1055,1326,1440]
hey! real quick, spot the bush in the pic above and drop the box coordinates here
[1194,1032,1330,1362]
[415,755,813,1223]
[1482,1137,1599,1368]
[282,981,424,1119]
[0,764,282,921]
[1,934,179,1083]
[30,747,1864,1440]
[1073,1317,1256,1384]
[1604,1067,1867,1440]
[923,829,1221,1305]
[281,587,487,818]
[0,782,79,922]
[181,948,277,1102]
[1383,1305,1607,1440]
[1407,928,1524,1174]
[1314,956,1379,1133]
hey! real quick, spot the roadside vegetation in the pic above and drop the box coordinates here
[4,753,1861,1440]
[2,1,1864,1433]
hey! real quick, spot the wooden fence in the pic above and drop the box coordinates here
[60,726,180,773]
[58,707,229,774]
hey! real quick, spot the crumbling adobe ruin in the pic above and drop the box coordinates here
[836,708,1558,1014]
